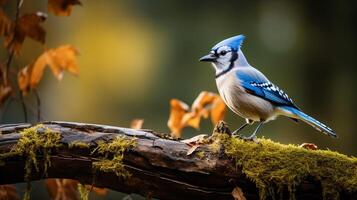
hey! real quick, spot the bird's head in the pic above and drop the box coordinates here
[200,35,247,75]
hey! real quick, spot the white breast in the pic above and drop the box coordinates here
[216,70,246,116]
[215,68,276,122]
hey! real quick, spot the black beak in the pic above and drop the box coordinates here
[199,54,217,62]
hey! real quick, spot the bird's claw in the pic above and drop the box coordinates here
[232,133,260,144]
[243,135,260,144]
[231,130,240,137]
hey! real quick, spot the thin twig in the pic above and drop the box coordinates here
[3,0,27,122]
[4,0,22,84]
[33,89,41,122]
[26,103,46,121]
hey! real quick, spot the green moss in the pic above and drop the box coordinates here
[77,183,90,200]
[10,125,62,200]
[213,133,357,200]
[196,151,205,159]
[91,136,136,178]
[69,141,90,149]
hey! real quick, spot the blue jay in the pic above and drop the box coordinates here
[199,35,337,140]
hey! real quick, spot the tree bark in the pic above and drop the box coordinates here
[0,121,355,200]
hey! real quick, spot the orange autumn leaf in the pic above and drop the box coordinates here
[210,96,227,125]
[232,187,247,200]
[167,99,189,138]
[17,45,79,95]
[17,12,47,43]
[0,185,20,200]
[5,12,47,55]
[29,52,47,87]
[46,45,80,80]
[46,179,108,200]
[182,91,226,128]
[48,0,82,16]
[182,112,201,130]
[130,118,144,129]
[191,91,217,116]
[167,91,226,138]
[17,66,31,95]
[46,179,79,200]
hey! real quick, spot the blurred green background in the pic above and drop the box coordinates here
[1,0,357,198]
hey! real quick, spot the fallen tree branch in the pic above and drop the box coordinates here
[0,121,356,200]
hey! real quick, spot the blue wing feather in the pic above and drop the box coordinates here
[236,69,299,108]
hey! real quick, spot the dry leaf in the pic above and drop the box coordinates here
[167,91,226,138]
[0,9,12,37]
[191,91,217,113]
[181,134,209,146]
[46,179,108,200]
[5,12,47,55]
[0,84,12,106]
[46,45,80,80]
[186,145,199,156]
[299,143,318,150]
[183,91,215,127]
[210,97,226,125]
[46,179,79,200]
[17,45,79,95]
[130,119,144,129]
[182,112,200,129]
[17,12,47,42]
[167,99,189,138]
[0,185,20,200]
[17,65,31,95]
[182,91,226,128]
[29,52,47,87]
[182,134,209,155]
[232,187,246,200]
[48,0,82,16]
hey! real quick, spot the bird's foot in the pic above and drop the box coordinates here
[243,135,259,143]
[233,133,260,144]
[231,130,240,137]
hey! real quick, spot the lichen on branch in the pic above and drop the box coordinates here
[211,122,357,200]
[91,136,136,177]
[9,124,62,200]
[68,141,90,149]
[10,125,61,175]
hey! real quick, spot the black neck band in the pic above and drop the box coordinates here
[215,51,238,79]
[215,62,234,79]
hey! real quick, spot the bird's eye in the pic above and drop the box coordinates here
[220,50,227,56]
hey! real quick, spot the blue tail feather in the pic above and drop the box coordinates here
[280,106,337,138]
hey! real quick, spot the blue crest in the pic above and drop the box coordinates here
[212,35,246,51]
